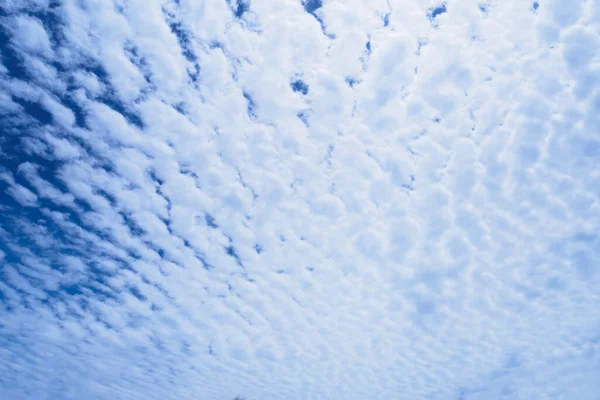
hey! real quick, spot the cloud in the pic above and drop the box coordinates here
[7,15,53,57]
[1,0,600,399]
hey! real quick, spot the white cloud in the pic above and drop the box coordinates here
[1,0,600,399]
[9,15,53,57]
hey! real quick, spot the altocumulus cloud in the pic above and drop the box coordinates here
[1,0,600,399]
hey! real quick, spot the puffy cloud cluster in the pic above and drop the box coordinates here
[1,0,599,399]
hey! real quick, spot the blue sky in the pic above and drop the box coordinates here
[1,0,600,399]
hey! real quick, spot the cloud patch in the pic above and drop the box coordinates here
[1,1,600,400]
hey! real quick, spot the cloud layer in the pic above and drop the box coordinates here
[1,0,600,399]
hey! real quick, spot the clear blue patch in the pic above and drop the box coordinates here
[209,40,225,50]
[303,0,322,14]
[225,245,243,267]
[302,0,331,37]
[128,285,148,302]
[383,13,390,27]
[172,102,187,116]
[345,77,360,88]
[167,21,198,63]
[235,0,250,18]
[428,4,447,22]
[205,213,218,229]
[291,79,309,95]
[243,91,257,120]
[297,111,310,126]
[124,44,150,81]
[10,97,54,125]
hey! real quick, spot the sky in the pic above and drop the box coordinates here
[0,0,600,399]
